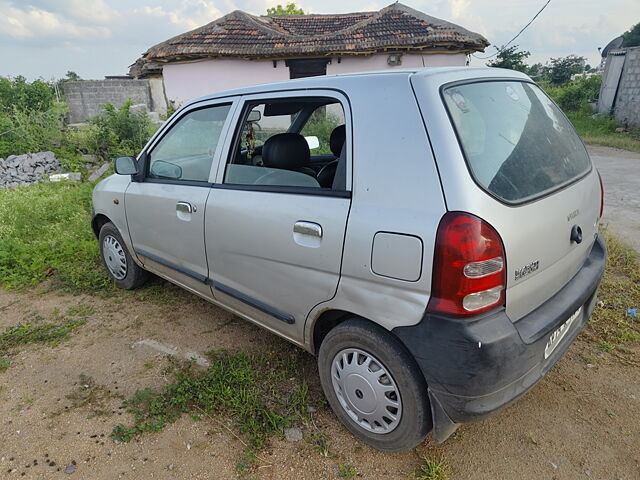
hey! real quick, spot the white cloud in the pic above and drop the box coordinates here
[0,2,112,39]
[450,0,468,19]
[64,0,120,24]
[134,0,224,30]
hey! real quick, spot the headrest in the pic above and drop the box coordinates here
[329,124,346,157]
[262,133,310,170]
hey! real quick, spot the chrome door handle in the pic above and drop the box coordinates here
[294,221,322,238]
[176,201,194,213]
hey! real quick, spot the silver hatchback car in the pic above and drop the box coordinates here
[92,67,606,452]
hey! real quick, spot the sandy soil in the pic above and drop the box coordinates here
[0,285,638,480]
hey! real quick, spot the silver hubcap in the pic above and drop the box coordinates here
[331,348,402,434]
[102,235,127,280]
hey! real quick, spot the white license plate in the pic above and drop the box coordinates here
[544,306,582,359]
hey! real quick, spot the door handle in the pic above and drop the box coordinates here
[176,201,194,214]
[294,221,322,238]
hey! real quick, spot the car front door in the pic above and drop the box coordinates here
[205,91,352,344]
[125,100,237,298]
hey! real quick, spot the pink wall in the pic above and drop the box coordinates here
[326,53,467,74]
[163,53,468,103]
[163,59,290,104]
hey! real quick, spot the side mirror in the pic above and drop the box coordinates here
[304,136,320,150]
[114,156,139,175]
[150,160,182,180]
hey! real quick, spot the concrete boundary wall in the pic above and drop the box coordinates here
[613,47,640,128]
[599,46,640,128]
[63,79,166,124]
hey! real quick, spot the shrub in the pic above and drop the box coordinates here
[0,103,67,158]
[543,75,602,112]
[88,101,156,161]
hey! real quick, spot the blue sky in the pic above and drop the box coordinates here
[1,0,638,80]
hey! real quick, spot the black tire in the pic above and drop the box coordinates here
[318,318,432,452]
[98,222,148,290]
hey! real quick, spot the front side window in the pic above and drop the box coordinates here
[148,104,231,182]
[443,81,591,203]
[224,98,347,190]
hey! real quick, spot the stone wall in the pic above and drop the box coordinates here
[611,47,640,128]
[63,79,155,124]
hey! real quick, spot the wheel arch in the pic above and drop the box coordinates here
[91,213,111,238]
[310,309,419,362]
[310,309,354,354]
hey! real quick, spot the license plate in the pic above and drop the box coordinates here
[544,306,582,359]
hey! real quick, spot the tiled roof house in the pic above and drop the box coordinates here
[130,2,488,103]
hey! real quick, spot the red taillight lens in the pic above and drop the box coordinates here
[426,212,506,317]
[597,170,604,219]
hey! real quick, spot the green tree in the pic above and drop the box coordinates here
[527,62,545,79]
[267,3,304,15]
[64,71,82,82]
[547,55,586,85]
[486,45,531,73]
[621,22,640,47]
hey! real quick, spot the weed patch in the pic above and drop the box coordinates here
[65,374,121,417]
[584,230,640,364]
[338,464,358,478]
[112,349,315,473]
[0,318,85,353]
[413,456,450,480]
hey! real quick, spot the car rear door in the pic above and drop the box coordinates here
[205,90,352,344]
[125,99,238,299]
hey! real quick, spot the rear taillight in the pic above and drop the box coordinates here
[426,212,506,317]
[597,170,604,219]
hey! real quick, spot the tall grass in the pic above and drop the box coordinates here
[0,181,110,291]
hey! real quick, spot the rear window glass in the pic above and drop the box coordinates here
[443,81,591,203]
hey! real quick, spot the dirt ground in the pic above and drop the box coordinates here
[0,284,638,480]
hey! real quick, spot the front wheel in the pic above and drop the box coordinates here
[99,222,148,290]
[318,318,432,452]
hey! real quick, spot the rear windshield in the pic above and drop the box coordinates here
[442,81,591,203]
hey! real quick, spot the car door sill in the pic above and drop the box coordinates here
[135,249,209,284]
[212,281,296,325]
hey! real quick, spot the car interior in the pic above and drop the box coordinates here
[224,98,347,190]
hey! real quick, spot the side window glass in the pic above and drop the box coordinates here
[148,104,231,182]
[224,98,346,190]
[300,104,345,155]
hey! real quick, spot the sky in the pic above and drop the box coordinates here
[1,0,638,80]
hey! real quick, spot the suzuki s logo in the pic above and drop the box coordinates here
[567,209,579,222]
[515,260,539,281]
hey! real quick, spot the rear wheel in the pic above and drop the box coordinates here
[99,222,148,290]
[318,318,432,452]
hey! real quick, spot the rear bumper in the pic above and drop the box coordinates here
[393,234,607,442]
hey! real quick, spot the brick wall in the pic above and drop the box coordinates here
[613,46,640,128]
[63,79,152,124]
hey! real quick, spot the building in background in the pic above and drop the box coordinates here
[129,2,488,104]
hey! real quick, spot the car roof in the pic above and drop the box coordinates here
[184,67,531,107]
